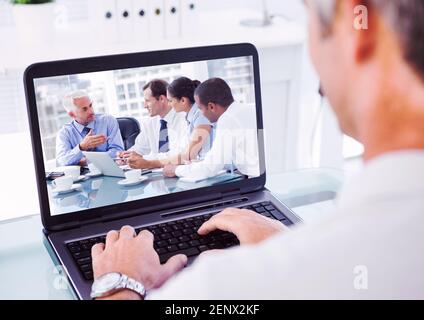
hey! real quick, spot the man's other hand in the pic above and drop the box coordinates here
[92,225,187,300]
[127,152,151,169]
[79,130,107,151]
[198,208,286,245]
[115,151,131,165]
[117,151,132,159]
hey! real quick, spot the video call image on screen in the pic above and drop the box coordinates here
[34,56,260,216]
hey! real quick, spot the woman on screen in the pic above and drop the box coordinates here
[167,77,214,161]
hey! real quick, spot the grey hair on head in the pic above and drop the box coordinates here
[63,90,91,113]
[314,0,424,77]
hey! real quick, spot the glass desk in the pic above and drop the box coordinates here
[0,168,344,299]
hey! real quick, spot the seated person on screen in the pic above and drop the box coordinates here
[163,78,260,179]
[56,90,124,167]
[117,79,188,167]
[123,77,214,170]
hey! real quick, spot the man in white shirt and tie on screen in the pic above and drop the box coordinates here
[163,77,260,179]
[91,0,424,299]
[118,79,188,166]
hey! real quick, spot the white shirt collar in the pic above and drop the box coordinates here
[73,119,94,132]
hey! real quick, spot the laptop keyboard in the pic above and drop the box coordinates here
[66,201,293,281]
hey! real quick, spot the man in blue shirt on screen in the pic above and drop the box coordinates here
[56,90,124,167]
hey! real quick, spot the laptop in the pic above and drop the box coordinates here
[82,151,150,178]
[24,43,302,300]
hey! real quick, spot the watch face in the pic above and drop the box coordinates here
[93,272,121,292]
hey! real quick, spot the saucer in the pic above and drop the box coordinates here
[85,171,102,178]
[52,183,82,195]
[117,176,148,187]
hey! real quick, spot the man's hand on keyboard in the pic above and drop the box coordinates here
[198,208,286,245]
[91,225,188,300]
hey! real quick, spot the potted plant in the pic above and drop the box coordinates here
[11,0,56,45]
[11,0,54,3]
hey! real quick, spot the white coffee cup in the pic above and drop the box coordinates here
[52,176,74,191]
[125,169,141,182]
[88,163,101,174]
[63,166,80,181]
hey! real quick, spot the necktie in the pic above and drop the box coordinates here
[81,127,91,138]
[81,127,94,151]
[158,119,169,153]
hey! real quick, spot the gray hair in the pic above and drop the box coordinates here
[315,0,424,77]
[62,90,91,113]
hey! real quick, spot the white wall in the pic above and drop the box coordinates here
[198,0,307,22]
[198,0,256,11]
[267,0,307,22]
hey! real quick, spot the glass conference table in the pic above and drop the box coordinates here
[47,170,246,216]
[0,168,344,299]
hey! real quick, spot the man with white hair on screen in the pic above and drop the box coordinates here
[56,90,124,166]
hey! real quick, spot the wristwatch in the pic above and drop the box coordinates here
[90,272,146,299]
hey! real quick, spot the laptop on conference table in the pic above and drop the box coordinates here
[82,151,150,178]
[24,43,301,300]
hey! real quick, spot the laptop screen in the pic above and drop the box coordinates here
[32,54,261,217]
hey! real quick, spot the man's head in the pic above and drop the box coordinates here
[143,80,170,118]
[194,78,235,123]
[63,90,95,126]
[306,0,424,145]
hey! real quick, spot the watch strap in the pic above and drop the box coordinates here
[121,274,146,299]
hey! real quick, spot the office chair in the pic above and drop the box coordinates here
[117,117,141,150]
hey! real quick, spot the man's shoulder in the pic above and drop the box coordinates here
[220,103,256,127]
[96,113,117,123]
[139,115,158,125]
[138,115,159,131]
[231,102,255,115]
[58,123,73,135]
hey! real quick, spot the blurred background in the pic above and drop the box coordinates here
[0,0,363,221]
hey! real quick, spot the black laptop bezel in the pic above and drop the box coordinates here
[24,43,267,231]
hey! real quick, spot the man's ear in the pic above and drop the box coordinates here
[350,0,378,63]
[68,111,75,118]
[160,95,168,103]
[208,102,215,111]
